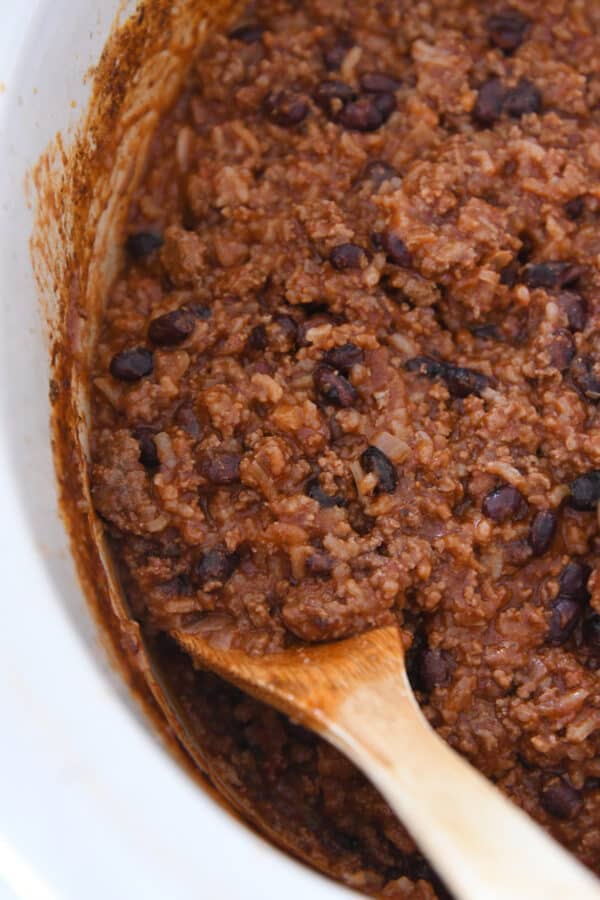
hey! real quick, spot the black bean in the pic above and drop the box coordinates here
[363,159,398,187]
[109,347,154,382]
[565,196,585,220]
[314,80,356,117]
[381,231,412,267]
[528,510,557,557]
[322,343,365,372]
[540,778,583,820]
[570,355,600,402]
[406,631,452,694]
[126,231,164,259]
[305,476,346,508]
[273,314,298,349]
[444,365,491,398]
[500,261,519,287]
[313,365,358,407]
[405,356,448,379]
[193,548,238,588]
[548,596,583,645]
[406,356,490,397]
[557,291,587,332]
[306,552,336,578]
[523,261,582,290]
[263,90,310,127]
[174,403,202,438]
[483,484,527,523]
[199,451,242,485]
[246,324,268,354]
[473,78,505,125]
[583,614,600,651]
[419,648,451,693]
[330,242,367,270]
[503,79,542,117]
[359,72,401,93]
[559,561,591,602]
[338,96,386,132]
[323,45,347,70]
[370,232,384,251]
[372,91,396,120]
[486,9,530,52]
[165,574,192,595]
[148,308,196,346]
[188,303,212,320]
[360,445,398,494]
[322,33,353,71]
[548,329,575,371]
[133,429,160,469]
[568,470,600,510]
[228,22,264,43]
[471,324,501,341]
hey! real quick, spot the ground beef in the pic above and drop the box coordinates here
[90,1,600,894]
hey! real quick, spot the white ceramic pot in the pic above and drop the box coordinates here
[0,3,351,898]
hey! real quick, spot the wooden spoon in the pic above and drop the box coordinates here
[174,624,600,900]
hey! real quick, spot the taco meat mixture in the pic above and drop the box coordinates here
[90,1,600,895]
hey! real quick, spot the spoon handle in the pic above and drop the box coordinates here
[324,668,600,900]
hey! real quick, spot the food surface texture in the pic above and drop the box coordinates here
[90,1,600,895]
